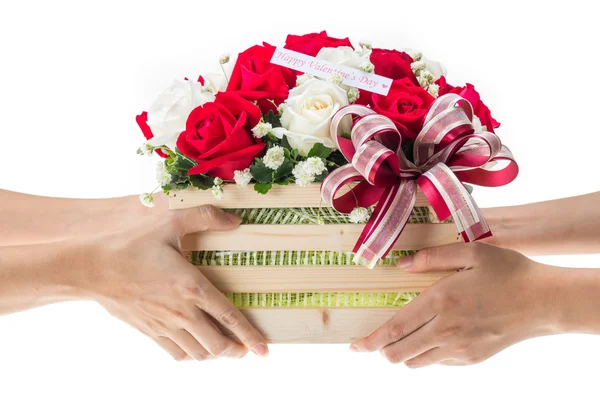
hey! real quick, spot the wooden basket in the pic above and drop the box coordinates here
[170,184,458,344]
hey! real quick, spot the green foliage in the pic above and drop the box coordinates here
[254,182,273,194]
[262,110,282,128]
[250,159,274,183]
[189,174,214,190]
[307,143,333,159]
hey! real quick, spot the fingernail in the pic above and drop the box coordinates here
[397,255,413,270]
[251,344,269,357]
[349,344,359,352]
[227,213,242,224]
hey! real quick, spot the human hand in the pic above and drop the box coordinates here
[350,243,561,367]
[78,204,269,361]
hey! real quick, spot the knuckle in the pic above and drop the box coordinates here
[438,324,461,340]
[180,281,209,305]
[217,308,240,329]
[387,322,406,342]
[197,205,219,221]
[380,347,401,364]
[209,340,231,357]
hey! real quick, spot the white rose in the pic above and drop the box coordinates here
[272,78,351,156]
[315,46,371,69]
[146,80,215,150]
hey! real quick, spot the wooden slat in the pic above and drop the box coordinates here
[198,265,449,293]
[225,308,402,344]
[169,184,430,209]
[182,223,461,251]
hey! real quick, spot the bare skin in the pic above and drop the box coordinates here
[0,191,269,361]
[350,191,600,367]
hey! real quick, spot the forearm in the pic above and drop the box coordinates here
[542,265,600,335]
[0,241,89,315]
[0,190,164,246]
[483,191,600,256]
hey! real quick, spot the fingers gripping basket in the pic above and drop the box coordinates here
[170,184,457,343]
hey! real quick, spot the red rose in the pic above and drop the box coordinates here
[371,48,417,83]
[437,76,500,132]
[176,93,266,180]
[227,43,297,114]
[371,78,435,139]
[284,30,353,56]
[355,48,418,107]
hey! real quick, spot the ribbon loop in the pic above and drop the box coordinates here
[321,94,519,268]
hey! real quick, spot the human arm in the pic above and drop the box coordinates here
[349,242,600,367]
[483,191,600,256]
[0,189,167,246]
[0,204,269,361]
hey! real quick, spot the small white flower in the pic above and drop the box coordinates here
[347,87,360,104]
[328,73,344,86]
[234,168,253,187]
[139,193,155,208]
[296,73,314,86]
[219,53,230,64]
[252,122,273,139]
[411,51,423,62]
[359,61,375,73]
[263,146,285,170]
[418,70,435,89]
[292,162,315,187]
[211,185,224,200]
[213,177,223,186]
[358,40,372,50]
[428,83,440,97]
[200,85,214,94]
[139,142,154,156]
[411,60,427,72]
[349,207,369,223]
[155,161,172,185]
[304,157,327,176]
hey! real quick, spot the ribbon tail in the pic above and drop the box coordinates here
[418,163,491,242]
[352,180,417,269]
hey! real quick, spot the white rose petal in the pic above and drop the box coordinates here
[145,80,215,150]
[139,193,155,208]
[296,73,314,87]
[349,207,370,223]
[272,78,351,156]
[316,46,371,69]
[252,122,273,138]
[263,146,285,170]
[234,168,253,187]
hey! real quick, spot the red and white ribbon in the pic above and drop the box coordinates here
[320,94,519,268]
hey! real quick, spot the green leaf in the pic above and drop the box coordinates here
[326,150,348,167]
[281,135,292,150]
[250,159,274,183]
[307,143,333,159]
[340,132,351,140]
[313,170,329,183]
[254,182,273,194]
[273,158,293,181]
[189,174,214,190]
[290,148,300,161]
[263,110,282,128]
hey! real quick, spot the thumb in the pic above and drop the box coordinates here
[172,205,242,235]
[397,242,486,273]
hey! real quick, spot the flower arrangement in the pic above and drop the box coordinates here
[135,30,518,269]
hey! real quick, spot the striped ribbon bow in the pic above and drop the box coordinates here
[320,93,519,269]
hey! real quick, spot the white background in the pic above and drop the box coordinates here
[1,0,599,399]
